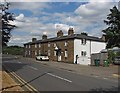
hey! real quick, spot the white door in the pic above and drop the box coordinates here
[58,55,61,61]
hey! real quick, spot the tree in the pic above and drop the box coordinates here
[102,6,120,48]
[0,2,16,46]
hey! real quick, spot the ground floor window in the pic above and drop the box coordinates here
[81,51,87,56]
[54,51,56,56]
[48,50,50,56]
[65,49,68,57]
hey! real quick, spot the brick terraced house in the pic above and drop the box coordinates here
[24,28,106,65]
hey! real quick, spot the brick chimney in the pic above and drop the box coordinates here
[42,34,47,40]
[57,30,63,37]
[101,34,106,42]
[32,38,37,42]
[68,28,74,36]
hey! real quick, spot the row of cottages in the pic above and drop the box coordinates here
[24,28,106,65]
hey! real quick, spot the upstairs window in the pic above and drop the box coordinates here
[39,44,41,48]
[65,41,68,46]
[81,51,87,56]
[35,44,37,48]
[54,43,56,47]
[29,45,31,48]
[81,39,86,45]
[48,43,50,47]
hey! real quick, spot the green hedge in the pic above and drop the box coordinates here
[2,46,24,55]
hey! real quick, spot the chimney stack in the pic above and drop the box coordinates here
[42,34,47,40]
[32,38,37,42]
[68,28,74,36]
[57,30,63,37]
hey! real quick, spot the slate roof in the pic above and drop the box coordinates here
[24,34,105,45]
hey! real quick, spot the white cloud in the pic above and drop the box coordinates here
[8,2,119,46]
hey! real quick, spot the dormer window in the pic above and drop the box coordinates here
[81,39,86,45]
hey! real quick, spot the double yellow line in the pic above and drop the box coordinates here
[3,65,38,92]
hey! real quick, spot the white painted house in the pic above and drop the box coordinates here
[74,36,106,65]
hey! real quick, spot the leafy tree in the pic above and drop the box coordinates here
[102,6,120,48]
[0,2,16,46]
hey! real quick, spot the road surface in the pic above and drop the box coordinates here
[2,55,119,92]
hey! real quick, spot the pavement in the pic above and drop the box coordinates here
[23,56,120,81]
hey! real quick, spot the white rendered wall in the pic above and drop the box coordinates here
[74,39,106,65]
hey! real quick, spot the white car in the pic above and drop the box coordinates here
[36,55,49,61]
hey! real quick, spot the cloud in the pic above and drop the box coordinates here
[8,2,119,46]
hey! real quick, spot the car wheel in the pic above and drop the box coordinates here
[40,58,42,61]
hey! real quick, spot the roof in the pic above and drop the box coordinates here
[24,34,105,45]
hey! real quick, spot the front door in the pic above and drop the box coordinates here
[58,55,61,61]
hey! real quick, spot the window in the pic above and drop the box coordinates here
[35,51,37,56]
[39,44,41,48]
[35,44,37,48]
[65,41,68,46]
[81,51,87,56]
[29,51,31,55]
[29,45,31,48]
[48,50,50,56]
[39,50,41,55]
[26,45,27,48]
[54,51,56,56]
[65,49,68,57]
[48,43,50,47]
[81,39,86,45]
[54,43,56,47]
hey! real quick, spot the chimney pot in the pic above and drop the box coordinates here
[32,38,37,42]
[57,30,63,37]
[68,28,74,36]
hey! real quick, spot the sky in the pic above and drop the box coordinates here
[3,0,119,46]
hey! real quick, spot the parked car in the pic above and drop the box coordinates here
[36,54,49,61]
[113,56,120,65]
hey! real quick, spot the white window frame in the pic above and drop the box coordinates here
[54,43,56,47]
[81,51,87,56]
[65,41,68,46]
[81,39,86,45]
[54,51,56,56]
[35,44,37,48]
[29,45,31,48]
[39,50,41,55]
[48,43,50,47]
[29,51,31,55]
[39,44,41,48]
[65,49,68,57]
[35,50,37,56]
[48,50,50,56]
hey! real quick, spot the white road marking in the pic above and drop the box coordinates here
[47,72,72,83]
[28,66,38,70]
[18,61,22,64]
[103,77,108,80]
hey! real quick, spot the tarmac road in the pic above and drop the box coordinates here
[2,55,119,92]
